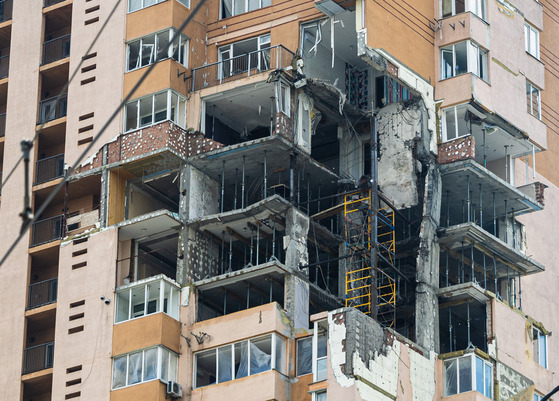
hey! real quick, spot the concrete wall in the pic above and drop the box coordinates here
[51,228,118,400]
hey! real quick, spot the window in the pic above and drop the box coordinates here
[128,0,166,13]
[534,393,543,401]
[314,391,327,401]
[115,276,180,323]
[218,34,271,79]
[533,327,548,368]
[220,0,271,18]
[278,82,291,117]
[177,0,190,7]
[377,76,413,106]
[124,90,187,132]
[444,354,493,398]
[441,41,488,81]
[194,333,287,388]
[524,23,540,59]
[441,105,470,141]
[112,346,178,389]
[442,0,485,20]
[296,337,312,376]
[127,29,188,72]
[315,333,327,381]
[526,81,541,119]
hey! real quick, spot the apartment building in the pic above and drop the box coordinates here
[0,0,557,400]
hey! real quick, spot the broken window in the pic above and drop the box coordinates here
[115,276,180,323]
[301,22,322,59]
[524,22,539,59]
[218,34,271,79]
[526,81,541,119]
[220,0,271,18]
[298,95,312,149]
[111,346,178,389]
[444,354,492,398]
[376,76,413,107]
[127,29,189,72]
[441,41,487,81]
[441,104,470,141]
[194,333,286,388]
[128,0,165,13]
[442,0,485,20]
[124,89,187,132]
[533,327,548,368]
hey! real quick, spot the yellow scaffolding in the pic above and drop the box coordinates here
[344,189,396,327]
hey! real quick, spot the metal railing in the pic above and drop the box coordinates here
[27,278,58,310]
[39,93,67,123]
[192,45,295,91]
[0,54,8,79]
[0,113,4,137]
[0,172,2,196]
[35,153,64,184]
[43,34,70,65]
[0,0,12,23]
[44,0,67,6]
[31,215,64,246]
[23,341,54,374]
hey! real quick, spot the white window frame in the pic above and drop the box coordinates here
[128,0,166,13]
[193,333,287,389]
[526,81,541,120]
[111,346,178,390]
[441,0,486,20]
[440,40,488,81]
[441,105,469,142]
[218,34,271,80]
[533,327,548,368]
[277,81,291,117]
[312,320,327,382]
[443,353,493,398]
[124,89,188,132]
[115,276,180,323]
[220,0,272,19]
[177,0,190,8]
[524,22,540,59]
[127,28,189,72]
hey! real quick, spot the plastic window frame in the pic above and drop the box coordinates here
[127,0,167,14]
[193,332,286,389]
[111,346,179,390]
[443,353,493,398]
[440,40,488,82]
[124,89,188,133]
[126,28,189,73]
[524,22,540,60]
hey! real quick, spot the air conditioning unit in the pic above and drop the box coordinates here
[166,381,183,399]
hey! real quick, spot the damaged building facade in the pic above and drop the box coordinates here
[0,0,558,400]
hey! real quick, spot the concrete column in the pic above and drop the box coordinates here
[283,207,310,329]
[415,164,442,352]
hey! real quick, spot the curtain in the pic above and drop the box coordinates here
[250,341,271,374]
[235,342,248,378]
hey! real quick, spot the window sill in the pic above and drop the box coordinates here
[525,51,544,65]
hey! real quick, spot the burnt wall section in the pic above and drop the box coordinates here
[183,228,220,283]
[376,102,424,209]
[74,122,222,174]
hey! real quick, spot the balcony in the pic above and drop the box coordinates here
[0,0,12,23]
[27,278,57,310]
[44,0,67,6]
[0,112,5,137]
[35,153,64,184]
[0,54,8,79]
[42,34,70,65]
[31,215,64,247]
[192,45,294,91]
[23,341,54,374]
[38,93,67,123]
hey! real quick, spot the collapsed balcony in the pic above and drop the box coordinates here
[117,210,180,286]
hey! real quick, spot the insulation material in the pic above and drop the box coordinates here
[294,276,310,329]
[496,362,534,400]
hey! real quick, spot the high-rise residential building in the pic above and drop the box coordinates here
[0,0,557,400]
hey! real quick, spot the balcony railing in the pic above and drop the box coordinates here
[31,215,64,246]
[0,0,12,23]
[39,93,67,123]
[44,0,67,6]
[43,34,70,65]
[0,112,5,137]
[192,45,295,91]
[27,278,57,310]
[35,153,64,184]
[0,172,2,196]
[0,54,8,79]
[23,341,54,374]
